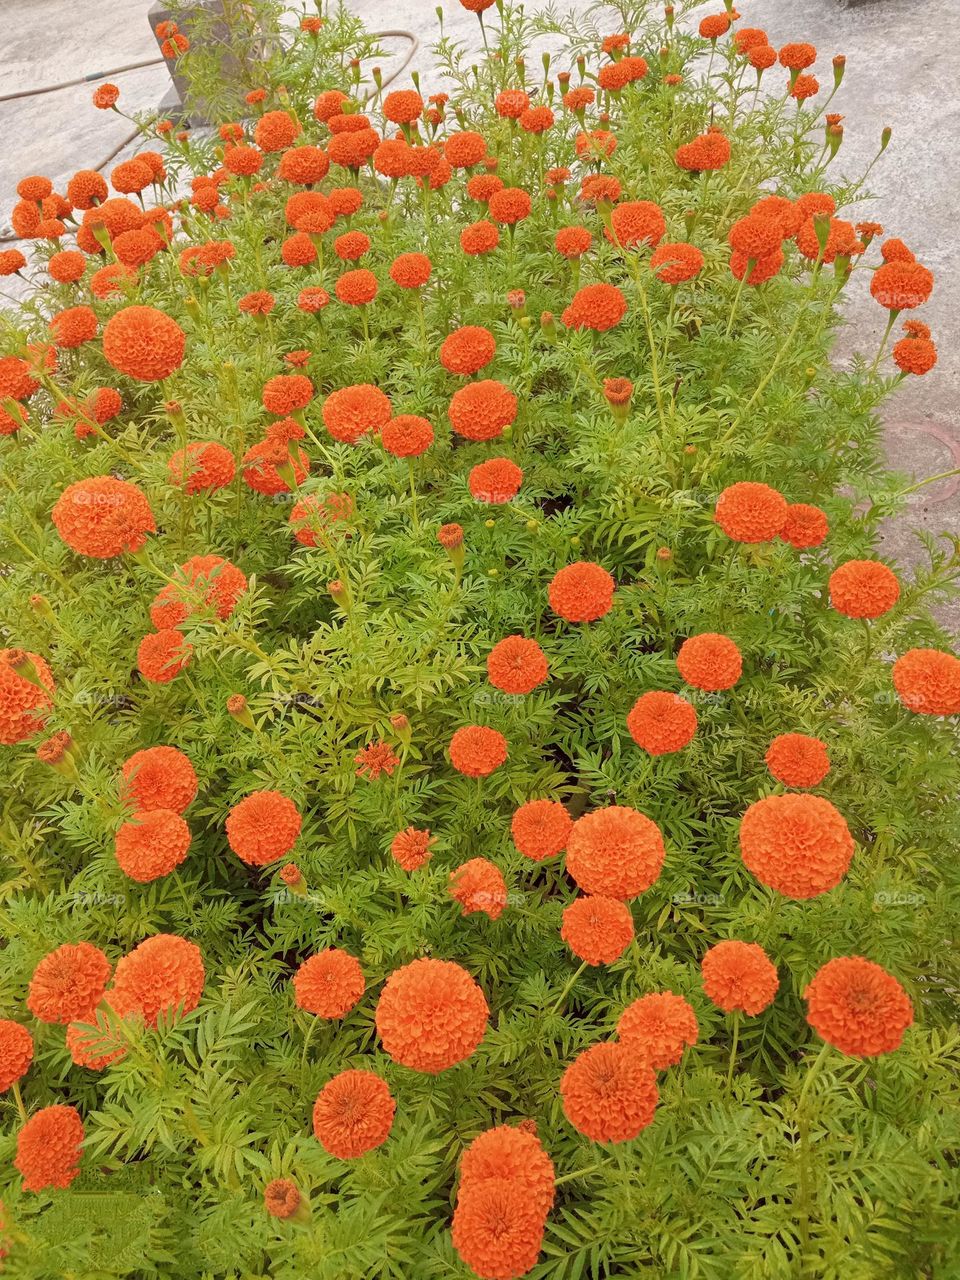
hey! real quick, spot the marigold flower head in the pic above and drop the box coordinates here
[740,793,854,898]
[561,282,627,332]
[15,1105,84,1192]
[466,173,503,202]
[715,482,788,543]
[507,800,570,863]
[701,940,778,1015]
[109,934,204,1028]
[460,220,500,255]
[893,326,937,375]
[438,522,464,549]
[448,379,517,441]
[388,252,431,289]
[66,168,108,209]
[829,559,900,619]
[468,457,523,505]
[323,383,391,444]
[293,949,365,1018]
[870,260,934,310]
[298,285,331,313]
[312,1068,396,1158]
[627,691,697,755]
[149,555,247,629]
[48,249,86,283]
[779,41,816,70]
[262,372,313,415]
[335,268,378,305]
[520,105,554,133]
[892,648,960,715]
[795,215,862,264]
[449,857,508,920]
[285,190,334,233]
[375,957,489,1073]
[548,561,615,623]
[242,439,309,494]
[391,826,434,871]
[102,305,185,382]
[561,1042,658,1143]
[355,740,401,779]
[111,158,153,196]
[554,226,592,260]
[277,144,330,184]
[314,89,349,122]
[566,806,664,899]
[650,241,704,284]
[617,992,698,1068]
[440,325,496,376]
[486,636,548,695]
[765,733,830,788]
[728,214,783,261]
[452,1178,547,1279]
[264,1179,301,1219]
[238,289,275,315]
[93,83,120,108]
[0,648,54,744]
[676,633,741,691]
[328,126,380,169]
[120,745,197,814]
[137,628,192,684]
[52,476,155,559]
[449,725,508,777]
[700,12,731,38]
[168,441,235,493]
[561,894,634,965]
[0,1020,34,1091]
[445,130,488,168]
[459,1123,555,1217]
[675,129,731,171]
[488,187,532,226]
[381,414,434,457]
[289,491,354,546]
[780,502,828,548]
[253,109,301,152]
[384,88,423,123]
[607,200,665,250]
[115,808,191,883]
[730,246,783,285]
[49,305,98,349]
[804,956,913,1057]
[226,791,301,866]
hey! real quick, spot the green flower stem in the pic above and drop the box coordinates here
[549,959,588,1014]
[726,1010,741,1088]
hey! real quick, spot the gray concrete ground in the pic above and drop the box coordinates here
[3,0,959,621]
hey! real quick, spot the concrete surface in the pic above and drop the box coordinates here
[2,0,958,623]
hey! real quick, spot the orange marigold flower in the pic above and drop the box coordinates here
[449,725,508,777]
[66,168,108,209]
[293,948,365,1018]
[520,105,554,133]
[779,41,816,70]
[448,379,517,441]
[561,282,627,332]
[511,799,572,862]
[566,806,664,899]
[238,289,275,315]
[17,174,53,201]
[0,357,39,402]
[289,491,354,546]
[440,325,496,376]
[0,649,54,744]
[110,158,153,195]
[115,808,191,882]
[120,745,197,813]
[384,88,423,123]
[334,232,370,263]
[676,633,741,691]
[554,226,592,259]
[880,237,914,263]
[829,559,900,619]
[254,109,301,152]
[752,194,802,237]
[335,268,378,305]
[323,383,392,444]
[314,89,349,121]
[734,26,768,52]
[495,89,531,118]
[561,1042,658,1143]
[730,247,783,285]
[795,215,862,264]
[715,481,788,543]
[870,260,934,310]
[168,441,235,493]
[452,1178,547,1279]
[50,306,98,350]
[93,83,120,108]
[327,127,381,169]
[47,249,86,282]
[242,438,309,494]
[702,940,778,1015]
[740,793,854,898]
[460,219,500,255]
[445,130,488,167]
[285,190,334,233]
[804,956,913,1057]
[791,73,819,100]
[765,733,830,788]
[449,857,508,920]
[298,285,330,312]
[226,791,301,866]
[52,475,155,559]
[488,187,532,225]
[650,241,703,283]
[468,457,523,504]
[548,561,615,623]
[626,691,697,755]
[699,12,731,38]
[389,252,431,289]
[603,377,633,406]
[892,648,960,716]
[102,305,185,382]
[355,740,401,779]
[264,1179,301,1219]
[29,941,112,1026]
[780,502,828,548]
[376,957,488,1073]
[262,372,313,415]
[561,894,634,965]
[893,325,937,375]
[465,173,503,201]
[137,628,191,684]
[391,826,434,870]
[15,1105,84,1192]
[277,144,330,184]
[675,129,731,171]
[381,414,434,457]
[109,934,204,1028]
[313,1069,396,1157]
[149,555,247,629]
[459,1123,555,1217]
[0,1021,34,1091]
[487,636,548,694]
[617,992,698,1068]
[607,199,666,250]
[222,143,261,177]
[728,213,783,260]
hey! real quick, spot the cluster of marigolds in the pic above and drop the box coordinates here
[0,0,955,1275]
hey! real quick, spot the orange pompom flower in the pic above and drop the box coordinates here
[829,559,900,619]
[452,1179,547,1279]
[778,42,817,70]
[561,895,634,965]
[115,809,191,882]
[780,503,828,548]
[120,745,197,814]
[336,268,378,305]
[15,1105,84,1192]
[870,260,934,310]
[561,282,627,332]
[293,949,365,1018]
[264,1179,301,1219]
[676,633,742,691]
[804,956,913,1057]
[226,790,302,866]
[892,648,960,716]
[254,109,301,152]
[149,555,247,628]
[561,1042,658,1143]
[137,628,192,684]
[449,725,508,777]
[468,457,523,504]
[617,992,699,1069]
[381,414,434,457]
[566,806,665,899]
[449,858,508,920]
[650,241,704,284]
[459,1123,555,1217]
[390,826,434,871]
[765,733,830,788]
[675,129,731,171]
[440,325,496,376]
[375,957,489,1073]
[715,482,788,542]
[323,383,392,444]
[626,691,697,755]
[607,200,665,250]
[448,380,517,441]
[893,324,937,375]
[740,793,854,898]
[109,933,204,1027]
[168,441,236,493]
[49,305,98,349]
[0,649,54,744]
[511,800,572,862]
[701,940,778,1015]
[389,252,432,289]
[0,1021,34,1091]
[487,636,548,694]
[52,476,155,558]
[102,305,185,381]
[262,373,313,415]
[313,1069,396,1158]
[548,562,615,623]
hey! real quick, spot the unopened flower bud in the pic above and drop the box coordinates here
[328,579,351,611]
[227,693,255,729]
